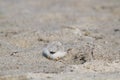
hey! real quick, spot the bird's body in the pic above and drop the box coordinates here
[42,41,67,60]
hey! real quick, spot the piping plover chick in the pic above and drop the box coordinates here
[42,41,67,60]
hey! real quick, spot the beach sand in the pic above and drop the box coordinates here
[0,0,120,80]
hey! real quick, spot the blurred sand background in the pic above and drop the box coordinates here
[0,0,120,80]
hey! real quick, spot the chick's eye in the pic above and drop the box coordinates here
[50,51,56,54]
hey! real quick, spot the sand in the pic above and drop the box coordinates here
[0,0,120,80]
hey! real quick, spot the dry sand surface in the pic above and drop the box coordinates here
[0,0,120,80]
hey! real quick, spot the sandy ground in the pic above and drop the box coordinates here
[0,0,120,80]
